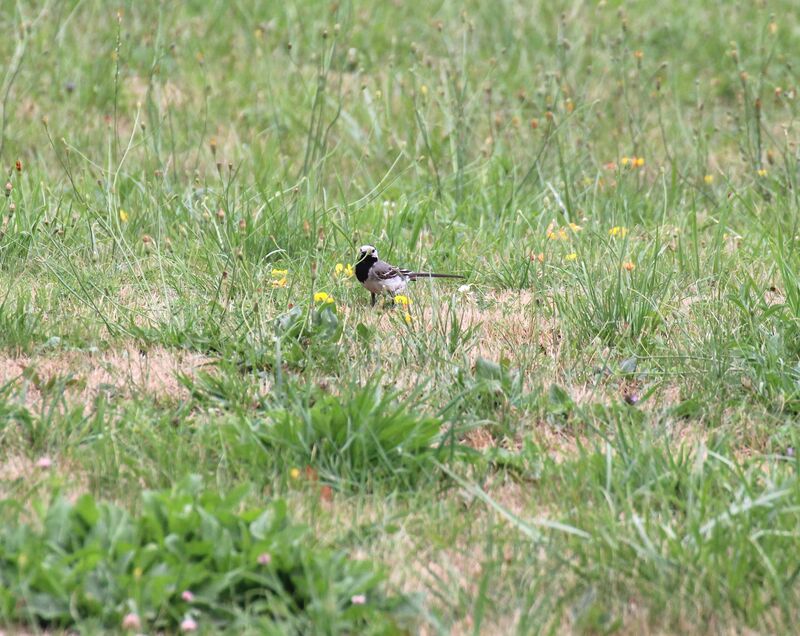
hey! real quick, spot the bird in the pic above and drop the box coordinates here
[354,244,464,306]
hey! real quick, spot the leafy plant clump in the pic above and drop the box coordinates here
[257,379,461,489]
[0,477,408,633]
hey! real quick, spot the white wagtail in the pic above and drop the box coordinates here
[354,244,464,306]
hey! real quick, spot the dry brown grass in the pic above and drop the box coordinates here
[0,346,212,412]
[0,453,88,503]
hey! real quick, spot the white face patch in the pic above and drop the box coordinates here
[359,244,378,259]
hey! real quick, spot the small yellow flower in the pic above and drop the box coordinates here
[334,263,354,277]
[622,261,635,271]
[404,312,413,324]
[272,277,287,288]
[758,168,768,177]
[314,291,334,303]
[565,253,578,262]
[609,226,629,238]
[133,567,143,580]
[271,268,288,277]
[569,222,583,232]
[633,157,645,168]
[119,208,129,223]
[620,156,630,166]
[289,467,300,480]
[704,174,714,184]
[394,295,411,306]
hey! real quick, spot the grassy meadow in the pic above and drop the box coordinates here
[2,0,800,633]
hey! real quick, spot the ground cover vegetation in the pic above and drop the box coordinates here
[1,1,800,633]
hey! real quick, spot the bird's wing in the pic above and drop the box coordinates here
[371,260,409,280]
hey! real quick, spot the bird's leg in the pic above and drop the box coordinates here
[370,292,376,307]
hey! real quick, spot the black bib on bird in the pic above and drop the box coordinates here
[355,254,377,283]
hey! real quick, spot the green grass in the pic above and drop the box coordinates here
[2,0,800,633]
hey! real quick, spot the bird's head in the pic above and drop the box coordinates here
[357,244,378,263]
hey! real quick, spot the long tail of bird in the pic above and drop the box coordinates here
[408,272,465,280]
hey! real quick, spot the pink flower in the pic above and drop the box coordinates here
[35,456,52,469]
[181,590,195,602]
[180,617,198,632]
[351,594,366,605]
[121,613,141,630]
[257,552,272,565]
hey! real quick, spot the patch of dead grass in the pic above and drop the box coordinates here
[0,453,88,502]
[0,346,212,412]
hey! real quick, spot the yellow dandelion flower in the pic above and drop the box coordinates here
[620,156,630,166]
[272,277,288,288]
[622,261,635,271]
[565,253,578,261]
[569,222,583,232]
[314,291,334,303]
[271,268,288,277]
[289,467,300,480]
[334,263,355,277]
[119,208,129,223]
[394,294,411,306]
[633,157,645,168]
[404,312,413,324]
[704,174,714,184]
[609,226,629,238]
[758,168,768,177]
[545,219,569,240]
